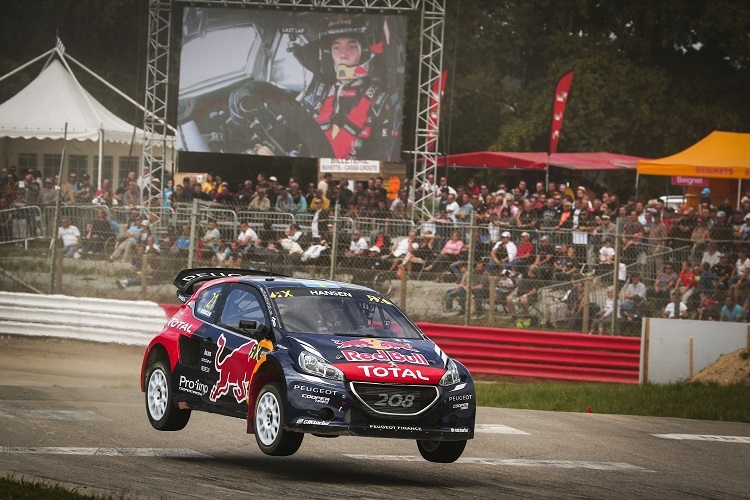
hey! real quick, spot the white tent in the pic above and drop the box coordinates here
[0,59,140,143]
[0,49,172,189]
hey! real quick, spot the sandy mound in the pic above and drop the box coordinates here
[691,347,750,386]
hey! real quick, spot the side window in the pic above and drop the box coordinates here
[194,284,225,322]
[219,285,267,332]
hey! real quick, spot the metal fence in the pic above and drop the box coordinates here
[1,201,747,331]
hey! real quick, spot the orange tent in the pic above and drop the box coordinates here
[637,131,750,180]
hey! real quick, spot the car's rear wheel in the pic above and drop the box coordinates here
[416,439,467,463]
[254,382,303,456]
[145,359,191,431]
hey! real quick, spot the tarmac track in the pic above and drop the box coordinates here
[0,335,748,499]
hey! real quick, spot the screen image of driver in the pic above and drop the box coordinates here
[302,14,397,160]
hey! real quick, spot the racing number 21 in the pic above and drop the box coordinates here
[375,393,415,408]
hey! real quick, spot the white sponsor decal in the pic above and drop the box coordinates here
[453,403,469,410]
[167,318,193,333]
[293,384,338,395]
[450,427,470,433]
[309,290,353,297]
[342,350,428,365]
[357,365,430,381]
[302,394,330,404]
[448,394,472,402]
[450,383,467,392]
[652,434,750,444]
[181,271,242,282]
[369,425,422,431]
[343,455,655,471]
[296,418,330,426]
[179,375,209,396]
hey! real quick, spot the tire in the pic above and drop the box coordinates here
[373,272,393,296]
[254,383,304,456]
[145,359,191,431]
[416,439,467,463]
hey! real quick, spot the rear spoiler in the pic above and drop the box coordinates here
[173,268,289,303]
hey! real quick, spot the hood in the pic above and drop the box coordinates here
[287,334,448,385]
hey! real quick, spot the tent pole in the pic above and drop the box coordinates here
[738,180,742,210]
[635,173,639,201]
[98,129,103,189]
[49,123,68,294]
[0,48,55,85]
[66,54,176,134]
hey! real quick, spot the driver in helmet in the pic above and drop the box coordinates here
[296,14,399,161]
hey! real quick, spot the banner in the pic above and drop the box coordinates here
[549,71,574,154]
[319,158,380,174]
[426,70,448,154]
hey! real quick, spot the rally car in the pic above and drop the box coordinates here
[141,268,475,463]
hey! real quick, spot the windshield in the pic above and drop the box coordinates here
[270,288,423,339]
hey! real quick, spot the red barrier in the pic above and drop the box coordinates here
[418,322,641,384]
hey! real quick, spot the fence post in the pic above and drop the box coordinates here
[582,278,591,333]
[53,247,63,294]
[187,198,199,268]
[611,225,622,335]
[464,212,476,326]
[400,262,409,311]
[141,253,149,294]
[329,203,340,281]
[488,274,496,325]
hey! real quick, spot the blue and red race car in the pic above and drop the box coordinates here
[141,268,475,462]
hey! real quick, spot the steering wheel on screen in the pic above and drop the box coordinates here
[227,81,334,158]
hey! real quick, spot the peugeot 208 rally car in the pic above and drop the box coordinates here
[141,268,475,462]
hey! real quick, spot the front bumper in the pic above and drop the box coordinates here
[283,372,476,441]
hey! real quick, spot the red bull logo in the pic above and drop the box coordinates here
[342,350,427,365]
[334,338,416,351]
[209,334,258,403]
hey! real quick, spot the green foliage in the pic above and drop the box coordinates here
[476,380,750,422]
[442,0,750,158]
[0,475,130,499]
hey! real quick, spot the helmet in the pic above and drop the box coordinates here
[320,14,376,81]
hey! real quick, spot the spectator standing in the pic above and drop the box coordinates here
[728,248,750,302]
[489,231,517,272]
[620,272,647,309]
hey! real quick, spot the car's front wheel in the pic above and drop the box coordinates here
[145,359,191,431]
[416,439,467,463]
[254,383,303,456]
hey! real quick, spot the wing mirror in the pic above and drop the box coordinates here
[239,320,271,341]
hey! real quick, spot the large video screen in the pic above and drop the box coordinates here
[176,8,407,162]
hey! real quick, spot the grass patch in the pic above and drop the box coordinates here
[0,475,131,499]
[475,380,750,422]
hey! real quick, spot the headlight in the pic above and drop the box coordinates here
[298,351,344,381]
[439,359,461,387]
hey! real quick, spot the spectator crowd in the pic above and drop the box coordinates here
[2,163,749,327]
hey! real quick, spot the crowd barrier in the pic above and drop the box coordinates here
[0,291,168,346]
[419,322,641,384]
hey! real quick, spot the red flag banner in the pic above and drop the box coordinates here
[549,71,574,154]
[426,70,448,154]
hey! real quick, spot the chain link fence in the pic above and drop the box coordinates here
[1,199,747,331]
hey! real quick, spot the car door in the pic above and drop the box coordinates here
[203,283,272,414]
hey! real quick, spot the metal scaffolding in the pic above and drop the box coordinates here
[143,0,445,218]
